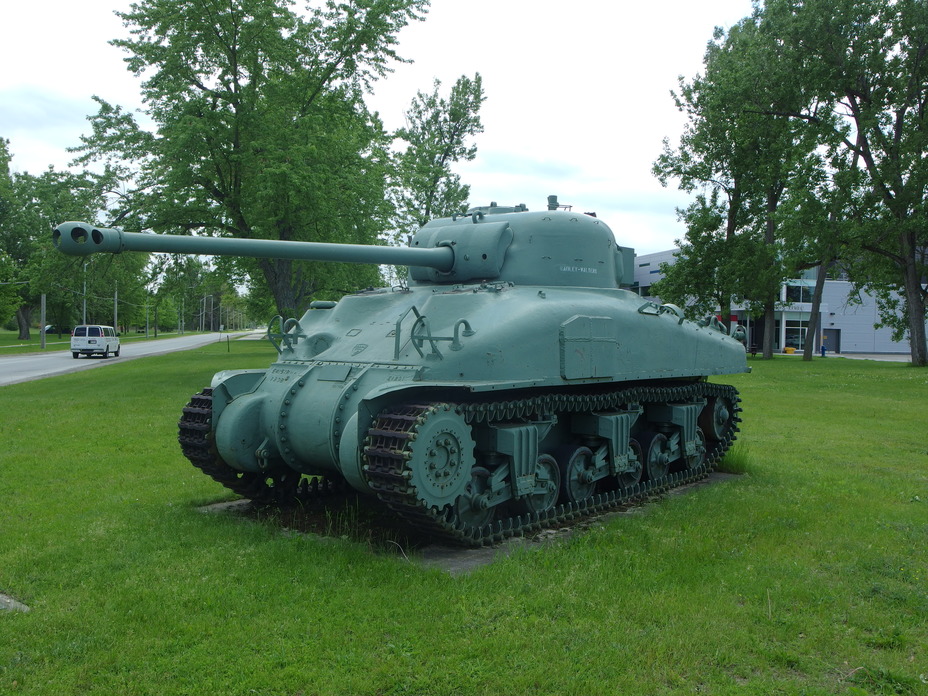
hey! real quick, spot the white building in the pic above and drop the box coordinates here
[633,249,916,355]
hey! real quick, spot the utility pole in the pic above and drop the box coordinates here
[40,294,46,350]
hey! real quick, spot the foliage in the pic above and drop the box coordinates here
[146,253,209,331]
[653,18,832,350]
[651,192,780,322]
[0,140,21,323]
[758,0,928,365]
[659,0,928,364]
[0,252,21,324]
[0,139,147,337]
[73,0,430,317]
[391,73,485,237]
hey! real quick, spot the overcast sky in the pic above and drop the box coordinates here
[0,0,754,254]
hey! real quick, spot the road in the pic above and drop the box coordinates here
[0,332,258,387]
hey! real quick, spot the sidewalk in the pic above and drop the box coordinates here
[753,350,912,363]
[835,352,912,362]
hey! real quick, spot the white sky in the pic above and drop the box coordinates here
[0,0,754,254]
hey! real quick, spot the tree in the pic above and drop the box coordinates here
[0,253,21,325]
[74,0,429,318]
[150,253,212,332]
[653,5,928,365]
[774,143,867,360]
[0,139,21,325]
[756,0,928,365]
[653,21,817,354]
[651,191,779,331]
[0,139,142,339]
[392,73,485,237]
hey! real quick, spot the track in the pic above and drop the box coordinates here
[363,382,740,546]
[178,382,740,547]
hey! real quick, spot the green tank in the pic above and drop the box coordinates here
[54,197,748,545]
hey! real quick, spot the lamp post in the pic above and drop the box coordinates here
[82,261,87,324]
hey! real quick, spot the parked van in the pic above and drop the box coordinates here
[71,325,120,359]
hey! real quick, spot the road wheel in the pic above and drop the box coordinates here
[556,445,597,503]
[641,432,671,481]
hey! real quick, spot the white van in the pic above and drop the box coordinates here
[71,325,121,359]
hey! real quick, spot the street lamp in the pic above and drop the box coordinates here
[82,261,87,324]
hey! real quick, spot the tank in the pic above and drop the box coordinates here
[53,197,748,546]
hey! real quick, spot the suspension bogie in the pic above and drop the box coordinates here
[462,396,712,513]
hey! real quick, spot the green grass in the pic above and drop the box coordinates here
[1,351,926,695]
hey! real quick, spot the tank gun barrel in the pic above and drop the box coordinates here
[52,222,455,272]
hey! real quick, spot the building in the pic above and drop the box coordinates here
[633,249,916,355]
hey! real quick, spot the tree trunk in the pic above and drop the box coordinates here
[15,306,32,341]
[803,263,829,361]
[762,302,776,359]
[902,252,927,366]
[259,258,310,319]
[762,186,782,361]
[720,296,733,333]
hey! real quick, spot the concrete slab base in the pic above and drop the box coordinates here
[0,593,30,612]
[415,472,738,575]
[199,472,739,576]
[200,499,253,514]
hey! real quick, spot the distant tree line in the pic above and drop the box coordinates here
[0,0,486,338]
[653,0,928,366]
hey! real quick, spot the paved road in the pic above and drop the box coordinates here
[0,332,256,387]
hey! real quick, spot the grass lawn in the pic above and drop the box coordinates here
[0,347,926,695]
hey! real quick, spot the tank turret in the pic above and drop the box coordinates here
[54,208,635,288]
[53,200,747,546]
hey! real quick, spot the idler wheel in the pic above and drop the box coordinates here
[641,432,671,481]
[515,454,561,515]
[556,445,597,503]
[406,405,476,511]
[617,439,644,489]
[700,397,733,441]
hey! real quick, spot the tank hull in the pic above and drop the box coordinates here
[189,281,746,543]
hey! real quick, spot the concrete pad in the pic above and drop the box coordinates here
[199,499,253,514]
[0,593,30,612]
[837,353,911,362]
[198,473,739,576]
[415,472,739,576]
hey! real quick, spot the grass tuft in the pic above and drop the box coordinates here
[715,441,752,474]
